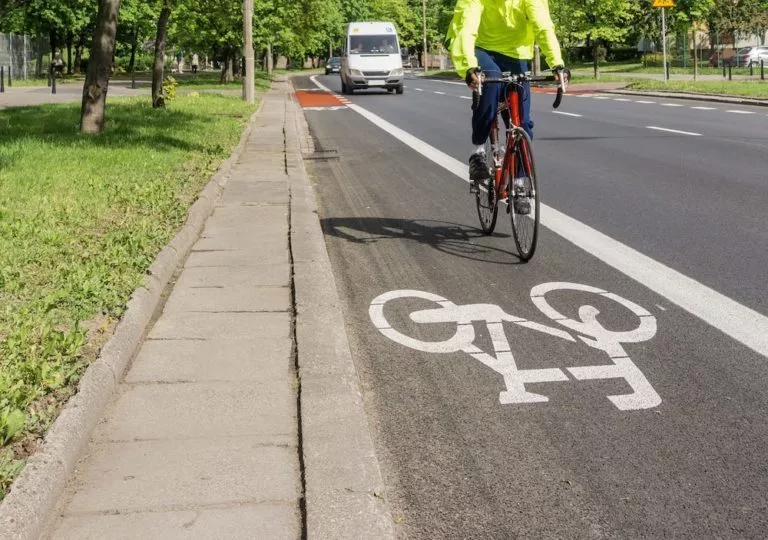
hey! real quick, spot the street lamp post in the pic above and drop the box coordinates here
[243,0,255,103]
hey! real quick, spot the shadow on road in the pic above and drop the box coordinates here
[321,216,526,265]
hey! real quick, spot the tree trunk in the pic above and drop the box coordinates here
[128,26,139,72]
[80,0,122,134]
[692,27,698,81]
[66,32,73,75]
[152,2,172,108]
[593,40,600,80]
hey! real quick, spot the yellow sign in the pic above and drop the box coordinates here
[652,0,674,7]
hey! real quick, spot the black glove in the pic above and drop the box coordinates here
[465,67,482,87]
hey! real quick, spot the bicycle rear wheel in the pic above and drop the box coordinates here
[507,129,540,261]
[475,115,503,234]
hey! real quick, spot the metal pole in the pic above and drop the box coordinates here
[243,0,254,103]
[661,7,668,82]
[422,0,428,74]
[761,59,765,80]
[51,65,56,94]
[1,66,4,93]
[9,32,13,85]
[23,35,27,80]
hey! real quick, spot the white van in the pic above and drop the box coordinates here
[340,21,404,95]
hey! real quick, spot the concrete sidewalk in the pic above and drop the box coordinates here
[31,79,392,539]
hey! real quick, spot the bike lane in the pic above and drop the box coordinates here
[294,77,768,538]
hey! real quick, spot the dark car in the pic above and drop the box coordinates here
[325,57,341,75]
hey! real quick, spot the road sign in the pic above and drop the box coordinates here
[652,0,674,7]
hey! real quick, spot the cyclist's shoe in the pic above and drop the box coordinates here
[513,177,531,215]
[469,152,490,193]
[513,197,531,215]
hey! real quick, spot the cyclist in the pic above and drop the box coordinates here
[446,0,567,192]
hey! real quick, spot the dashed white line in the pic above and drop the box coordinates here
[459,95,472,100]
[434,91,446,95]
[636,100,656,104]
[647,126,702,136]
[691,106,716,110]
[726,109,755,115]
[661,103,684,107]
[414,88,424,92]
[593,96,611,100]
[613,98,632,102]
[552,111,582,117]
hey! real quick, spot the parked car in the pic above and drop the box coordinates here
[741,46,768,67]
[325,57,341,75]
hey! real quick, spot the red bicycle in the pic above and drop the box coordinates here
[473,71,567,261]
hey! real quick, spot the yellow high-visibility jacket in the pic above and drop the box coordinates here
[447,0,564,78]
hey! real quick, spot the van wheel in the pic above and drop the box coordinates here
[396,85,404,95]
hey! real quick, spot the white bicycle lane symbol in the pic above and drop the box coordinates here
[369,282,661,411]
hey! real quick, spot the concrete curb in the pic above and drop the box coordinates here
[284,81,396,538]
[0,99,265,540]
[603,88,768,107]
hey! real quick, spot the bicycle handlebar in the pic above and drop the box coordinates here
[473,70,568,110]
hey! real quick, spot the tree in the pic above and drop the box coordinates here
[151,0,172,108]
[551,0,638,78]
[80,0,122,134]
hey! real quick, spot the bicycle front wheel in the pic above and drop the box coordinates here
[507,129,540,261]
[475,115,503,234]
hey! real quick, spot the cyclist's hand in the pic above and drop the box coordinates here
[465,67,482,91]
[552,66,570,88]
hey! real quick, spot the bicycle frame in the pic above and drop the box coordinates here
[488,83,528,200]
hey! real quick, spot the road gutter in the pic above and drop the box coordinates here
[285,81,395,538]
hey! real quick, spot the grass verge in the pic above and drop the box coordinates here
[0,92,257,500]
[625,79,768,99]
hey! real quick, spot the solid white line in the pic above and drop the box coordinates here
[661,103,684,107]
[552,111,582,117]
[434,91,446,95]
[726,110,755,114]
[691,106,716,110]
[646,126,702,136]
[635,100,656,104]
[308,75,768,360]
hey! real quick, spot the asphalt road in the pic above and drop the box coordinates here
[296,74,768,538]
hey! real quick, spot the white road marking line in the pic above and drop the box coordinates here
[414,88,424,91]
[613,98,632,102]
[576,93,596,97]
[309,75,768,360]
[434,91,446,95]
[726,109,755,114]
[656,305,667,311]
[646,126,702,136]
[459,95,472,100]
[593,96,611,100]
[691,106,716,110]
[552,111,582,117]
[636,100,656,104]
[661,103,684,107]
[424,79,465,86]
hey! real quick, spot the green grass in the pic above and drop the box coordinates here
[626,79,768,98]
[0,92,257,499]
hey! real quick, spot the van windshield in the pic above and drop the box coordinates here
[349,35,398,55]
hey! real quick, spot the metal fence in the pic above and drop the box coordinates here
[0,33,45,80]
